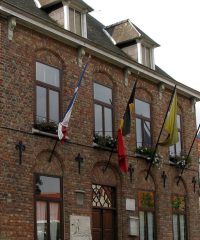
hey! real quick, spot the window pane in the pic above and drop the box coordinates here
[94,83,112,104]
[135,99,150,118]
[176,132,182,156]
[145,47,151,67]
[69,8,75,32]
[36,62,59,87]
[35,176,61,198]
[147,212,154,240]
[180,215,185,240]
[139,211,145,240]
[136,118,142,147]
[75,10,81,35]
[49,90,59,123]
[36,86,47,122]
[36,201,47,240]
[95,104,103,135]
[173,214,178,240]
[104,107,112,137]
[50,203,61,240]
[177,115,181,129]
[144,121,151,147]
[170,145,175,157]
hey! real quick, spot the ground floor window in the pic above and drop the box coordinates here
[172,195,187,240]
[139,191,156,240]
[35,174,63,240]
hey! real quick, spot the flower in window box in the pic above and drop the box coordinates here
[93,134,117,149]
[169,155,191,169]
[135,146,163,167]
[33,121,58,134]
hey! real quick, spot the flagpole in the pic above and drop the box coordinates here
[103,74,139,173]
[176,123,200,185]
[48,56,91,162]
[145,85,177,180]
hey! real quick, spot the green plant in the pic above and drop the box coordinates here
[136,146,162,167]
[140,192,154,208]
[93,134,117,149]
[171,196,185,210]
[170,155,191,169]
[33,121,58,134]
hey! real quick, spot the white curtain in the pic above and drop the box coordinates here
[50,203,60,240]
[36,201,47,240]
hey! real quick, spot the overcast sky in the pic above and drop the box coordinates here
[84,0,200,127]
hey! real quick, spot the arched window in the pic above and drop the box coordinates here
[172,195,187,240]
[93,82,113,137]
[169,114,183,157]
[35,62,61,124]
[135,99,152,147]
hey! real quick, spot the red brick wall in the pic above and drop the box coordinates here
[0,17,199,240]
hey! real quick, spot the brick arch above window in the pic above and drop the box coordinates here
[136,170,156,192]
[92,71,115,88]
[32,149,65,176]
[35,48,65,70]
[135,87,153,103]
[172,177,187,196]
[91,162,122,187]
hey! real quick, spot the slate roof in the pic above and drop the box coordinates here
[1,0,173,79]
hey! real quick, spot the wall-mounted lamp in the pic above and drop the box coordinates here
[129,216,139,236]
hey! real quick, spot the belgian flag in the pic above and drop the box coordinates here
[117,80,138,172]
[120,80,137,136]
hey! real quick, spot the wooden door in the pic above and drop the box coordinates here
[92,184,116,240]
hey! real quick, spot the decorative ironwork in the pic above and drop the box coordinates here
[75,153,84,174]
[128,164,134,183]
[161,171,167,188]
[15,141,25,165]
[92,184,115,208]
[192,176,197,193]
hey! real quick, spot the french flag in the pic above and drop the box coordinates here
[58,61,89,143]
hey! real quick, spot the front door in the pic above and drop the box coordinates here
[92,184,116,240]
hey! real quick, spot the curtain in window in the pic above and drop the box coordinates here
[36,201,47,240]
[139,211,145,240]
[173,214,178,240]
[147,212,154,240]
[50,203,61,240]
[180,215,185,240]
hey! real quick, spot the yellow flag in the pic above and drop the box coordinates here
[160,91,178,146]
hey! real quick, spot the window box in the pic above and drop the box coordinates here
[169,155,191,169]
[33,121,58,135]
[135,146,162,167]
[93,134,117,150]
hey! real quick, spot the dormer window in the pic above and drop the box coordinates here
[40,0,93,38]
[142,45,151,68]
[69,8,82,36]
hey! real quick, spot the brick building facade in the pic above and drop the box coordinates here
[0,1,200,240]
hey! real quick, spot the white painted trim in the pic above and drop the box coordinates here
[151,48,155,70]
[81,13,87,38]
[33,0,41,9]
[63,1,69,30]
[128,19,141,37]
[103,28,116,45]
[0,5,199,99]
[137,42,142,64]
